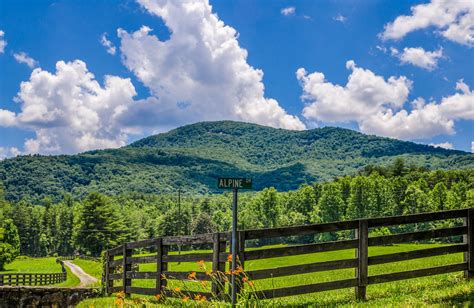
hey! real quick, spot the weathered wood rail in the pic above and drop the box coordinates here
[0,259,67,286]
[104,208,473,301]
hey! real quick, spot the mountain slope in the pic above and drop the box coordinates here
[1,121,473,202]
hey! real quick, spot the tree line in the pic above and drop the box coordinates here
[0,159,473,259]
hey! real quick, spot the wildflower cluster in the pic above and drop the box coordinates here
[113,256,262,307]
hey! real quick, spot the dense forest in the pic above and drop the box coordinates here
[1,159,472,258]
[1,121,473,203]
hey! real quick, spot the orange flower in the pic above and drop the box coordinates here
[242,277,248,282]
[188,271,197,280]
[194,294,202,301]
[200,280,208,287]
[174,287,181,292]
[248,281,254,287]
[225,270,231,275]
[227,254,233,262]
[205,270,212,276]
[197,260,205,268]
[234,266,243,274]
[114,298,124,306]
[200,296,207,302]
[154,294,161,301]
[182,296,190,303]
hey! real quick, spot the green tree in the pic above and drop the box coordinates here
[368,174,396,217]
[313,183,345,223]
[429,182,447,211]
[391,158,407,177]
[0,218,20,270]
[402,184,429,215]
[347,176,372,219]
[254,188,280,228]
[73,193,126,256]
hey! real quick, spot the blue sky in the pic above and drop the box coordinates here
[0,0,473,157]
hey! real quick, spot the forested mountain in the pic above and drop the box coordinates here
[1,121,473,202]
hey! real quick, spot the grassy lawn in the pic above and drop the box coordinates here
[0,256,80,287]
[72,258,103,280]
[78,243,474,307]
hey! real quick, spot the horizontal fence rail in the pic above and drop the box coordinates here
[104,208,474,302]
[0,273,67,286]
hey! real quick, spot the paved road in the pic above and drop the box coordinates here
[63,261,98,287]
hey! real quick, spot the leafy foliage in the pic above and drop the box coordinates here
[0,121,472,202]
[3,159,473,257]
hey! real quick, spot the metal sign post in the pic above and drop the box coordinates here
[217,177,252,307]
[231,187,238,305]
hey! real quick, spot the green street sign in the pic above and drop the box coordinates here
[218,177,253,189]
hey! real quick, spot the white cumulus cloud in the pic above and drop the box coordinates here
[297,60,411,123]
[118,0,305,131]
[381,0,474,47]
[0,147,21,160]
[281,7,296,16]
[100,33,116,55]
[0,30,7,54]
[391,47,443,71]
[429,142,453,149]
[13,52,39,69]
[0,60,137,154]
[298,61,474,140]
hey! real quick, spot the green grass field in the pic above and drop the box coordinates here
[78,243,474,307]
[0,256,80,287]
[71,258,103,287]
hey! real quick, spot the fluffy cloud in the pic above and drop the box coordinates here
[0,109,16,126]
[297,60,411,123]
[0,30,6,53]
[472,141,474,153]
[333,14,347,23]
[381,0,474,46]
[429,142,453,149]
[391,47,443,71]
[0,147,20,160]
[13,52,39,69]
[281,7,296,16]
[298,61,474,140]
[118,0,304,130]
[0,60,137,154]
[100,33,116,55]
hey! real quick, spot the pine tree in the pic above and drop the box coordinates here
[73,193,126,256]
[429,182,448,211]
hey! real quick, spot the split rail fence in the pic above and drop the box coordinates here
[0,259,67,286]
[104,208,473,301]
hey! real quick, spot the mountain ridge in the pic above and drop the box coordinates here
[1,120,472,202]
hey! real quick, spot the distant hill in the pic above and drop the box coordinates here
[1,121,473,202]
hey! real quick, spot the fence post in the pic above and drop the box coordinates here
[464,208,474,279]
[0,275,3,286]
[155,238,165,295]
[212,233,226,298]
[236,231,246,295]
[356,219,368,300]
[104,251,113,295]
[122,243,132,297]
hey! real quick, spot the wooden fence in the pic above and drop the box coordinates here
[0,259,67,286]
[104,208,473,301]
